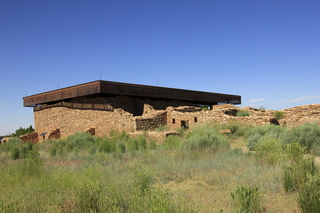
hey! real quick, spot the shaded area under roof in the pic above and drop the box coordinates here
[23,80,241,107]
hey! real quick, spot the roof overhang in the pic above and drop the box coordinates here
[23,80,241,107]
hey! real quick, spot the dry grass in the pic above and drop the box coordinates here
[2,124,319,212]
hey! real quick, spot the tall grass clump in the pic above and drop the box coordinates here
[75,180,103,212]
[231,185,263,213]
[255,139,283,165]
[161,135,182,150]
[0,137,23,156]
[282,143,317,192]
[280,122,320,154]
[246,124,284,150]
[182,124,230,151]
[48,132,97,156]
[298,175,320,213]
[98,137,116,153]
[65,131,97,150]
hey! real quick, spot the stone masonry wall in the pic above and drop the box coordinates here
[135,111,167,131]
[34,106,134,140]
[32,93,320,142]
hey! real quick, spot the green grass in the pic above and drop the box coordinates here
[1,122,320,212]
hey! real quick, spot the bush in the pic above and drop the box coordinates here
[148,140,157,150]
[161,135,181,150]
[76,181,103,212]
[282,143,317,192]
[274,111,284,120]
[246,124,283,150]
[258,106,266,111]
[298,175,320,213]
[255,139,283,165]
[236,110,250,117]
[98,137,116,153]
[11,148,20,160]
[231,185,263,213]
[280,122,320,154]
[65,132,96,151]
[182,125,230,151]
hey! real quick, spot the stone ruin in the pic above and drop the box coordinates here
[15,100,320,143]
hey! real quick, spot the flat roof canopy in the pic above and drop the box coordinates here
[23,80,241,107]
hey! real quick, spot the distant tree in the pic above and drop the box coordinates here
[10,125,34,137]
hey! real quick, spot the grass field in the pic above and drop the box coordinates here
[1,122,320,212]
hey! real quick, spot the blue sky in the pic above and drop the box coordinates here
[1,0,320,135]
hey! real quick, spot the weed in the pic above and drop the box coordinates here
[76,180,103,212]
[298,175,320,213]
[282,143,317,192]
[255,139,283,165]
[274,111,284,120]
[231,185,263,213]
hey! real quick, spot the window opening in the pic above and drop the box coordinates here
[181,120,189,129]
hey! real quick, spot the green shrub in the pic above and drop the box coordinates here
[148,140,157,150]
[127,138,139,151]
[274,111,284,120]
[98,137,116,153]
[136,135,147,150]
[49,139,66,156]
[258,106,266,111]
[298,175,320,213]
[236,110,250,117]
[11,148,20,160]
[246,124,283,150]
[156,125,170,132]
[255,139,283,165]
[182,125,230,151]
[8,137,23,143]
[282,143,317,192]
[116,139,126,153]
[65,132,96,151]
[280,122,320,154]
[161,135,181,150]
[175,126,186,136]
[231,185,263,213]
[76,181,103,212]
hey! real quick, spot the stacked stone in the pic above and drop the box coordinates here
[19,132,38,143]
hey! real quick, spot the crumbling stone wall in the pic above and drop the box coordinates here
[19,132,38,143]
[279,104,320,127]
[32,93,320,141]
[135,111,167,131]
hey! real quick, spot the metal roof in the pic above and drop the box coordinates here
[23,80,241,107]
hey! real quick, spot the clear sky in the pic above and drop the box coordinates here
[1,0,320,136]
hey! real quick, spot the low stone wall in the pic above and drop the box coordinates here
[19,132,38,143]
[279,104,320,128]
[135,112,167,131]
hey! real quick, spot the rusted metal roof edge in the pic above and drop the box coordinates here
[23,81,101,107]
[23,80,241,107]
